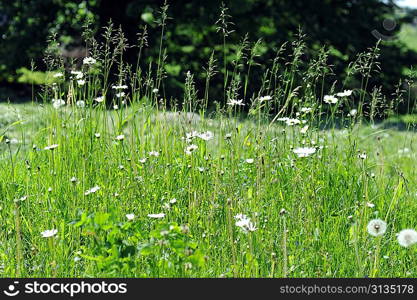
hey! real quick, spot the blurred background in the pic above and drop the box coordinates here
[1,0,417,112]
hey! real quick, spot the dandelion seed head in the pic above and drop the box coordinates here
[397,229,417,247]
[52,99,66,109]
[367,219,387,237]
[76,100,85,108]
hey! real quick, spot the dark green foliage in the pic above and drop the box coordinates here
[0,0,416,109]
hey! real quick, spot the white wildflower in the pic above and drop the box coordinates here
[84,186,100,196]
[259,95,272,102]
[70,71,84,80]
[52,99,66,109]
[53,72,64,78]
[397,229,417,247]
[44,144,59,151]
[234,214,257,233]
[83,57,97,65]
[41,229,58,238]
[76,100,85,108]
[112,84,128,90]
[148,213,165,219]
[126,214,135,221]
[94,96,105,103]
[323,95,338,104]
[198,131,214,141]
[185,144,198,155]
[227,99,245,106]
[293,147,316,158]
[149,151,160,157]
[336,90,353,97]
[367,219,387,237]
[300,125,309,134]
[349,109,358,117]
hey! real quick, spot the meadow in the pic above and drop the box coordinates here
[2,15,417,278]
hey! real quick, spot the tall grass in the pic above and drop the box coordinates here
[1,3,417,278]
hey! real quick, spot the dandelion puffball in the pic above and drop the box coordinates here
[367,219,387,237]
[397,229,417,248]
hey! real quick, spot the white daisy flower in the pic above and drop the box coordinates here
[41,229,58,238]
[293,147,316,158]
[300,107,312,113]
[397,229,417,247]
[148,151,160,157]
[198,131,214,141]
[152,88,159,93]
[245,158,254,164]
[115,134,125,141]
[84,186,100,196]
[83,57,97,65]
[77,79,86,86]
[112,84,128,90]
[234,214,257,233]
[367,219,387,237]
[44,144,59,151]
[323,95,338,104]
[285,118,301,126]
[126,213,135,220]
[116,92,125,98]
[70,71,84,79]
[185,144,198,155]
[94,96,105,103]
[259,95,272,102]
[227,99,245,106]
[358,153,367,160]
[53,72,64,78]
[336,90,353,97]
[300,125,309,134]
